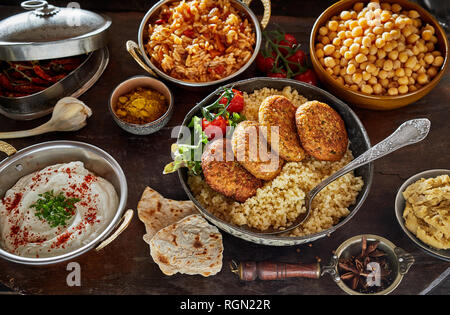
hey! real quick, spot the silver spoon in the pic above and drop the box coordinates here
[263,118,431,235]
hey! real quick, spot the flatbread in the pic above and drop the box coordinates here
[137,187,197,242]
[149,214,223,277]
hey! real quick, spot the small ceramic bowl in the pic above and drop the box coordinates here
[109,76,174,135]
[309,0,449,110]
[394,169,450,261]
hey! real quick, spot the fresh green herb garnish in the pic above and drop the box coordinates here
[31,190,80,228]
[163,115,208,175]
[163,87,245,176]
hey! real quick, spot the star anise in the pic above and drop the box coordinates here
[338,236,393,293]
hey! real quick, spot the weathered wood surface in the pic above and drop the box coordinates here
[0,7,448,295]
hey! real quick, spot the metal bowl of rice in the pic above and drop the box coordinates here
[177,77,374,246]
[127,0,271,88]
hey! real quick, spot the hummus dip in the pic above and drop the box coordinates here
[0,162,119,258]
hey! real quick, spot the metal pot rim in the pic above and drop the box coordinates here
[135,0,263,87]
[0,140,128,265]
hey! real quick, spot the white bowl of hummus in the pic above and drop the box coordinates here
[0,141,128,265]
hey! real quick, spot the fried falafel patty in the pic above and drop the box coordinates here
[231,120,284,181]
[295,101,348,161]
[258,95,306,162]
[201,138,263,202]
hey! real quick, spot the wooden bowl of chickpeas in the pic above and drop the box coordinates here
[309,0,448,110]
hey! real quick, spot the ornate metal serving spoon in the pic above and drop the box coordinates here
[263,118,431,235]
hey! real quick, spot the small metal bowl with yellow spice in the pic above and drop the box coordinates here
[109,76,174,135]
[309,0,449,110]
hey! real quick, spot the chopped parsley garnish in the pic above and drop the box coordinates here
[31,190,80,228]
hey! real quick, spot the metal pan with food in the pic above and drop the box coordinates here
[0,1,111,120]
[126,0,271,88]
[163,77,374,246]
[0,141,132,265]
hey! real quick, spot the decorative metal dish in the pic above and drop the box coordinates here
[395,169,450,262]
[0,47,109,120]
[126,0,271,88]
[177,77,374,246]
[0,1,111,120]
[0,141,131,265]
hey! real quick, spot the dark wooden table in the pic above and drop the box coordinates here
[0,3,449,295]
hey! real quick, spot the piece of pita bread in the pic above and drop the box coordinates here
[137,187,197,242]
[149,214,223,277]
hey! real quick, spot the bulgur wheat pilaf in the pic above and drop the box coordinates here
[146,0,255,82]
[187,87,364,236]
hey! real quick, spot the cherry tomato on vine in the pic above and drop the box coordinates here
[286,49,307,72]
[202,116,228,140]
[293,69,318,86]
[278,33,298,55]
[218,89,244,113]
[256,52,276,73]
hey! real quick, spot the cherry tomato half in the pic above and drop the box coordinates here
[202,116,228,140]
[219,89,244,113]
[293,69,318,86]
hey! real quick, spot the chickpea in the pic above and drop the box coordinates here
[407,34,420,44]
[378,69,388,80]
[409,85,417,92]
[375,38,385,49]
[395,68,405,77]
[380,78,390,87]
[383,59,394,71]
[398,76,409,85]
[349,43,360,54]
[405,56,417,69]
[398,51,409,63]
[324,57,336,68]
[346,63,357,75]
[416,73,429,84]
[373,83,383,94]
[349,84,359,91]
[432,56,444,67]
[427,66,438,77]
[319,26,329,36]
[321,36,330,45]
[388,87,399,95]
[340,46,349,55]
[328,20,339,32]
[323,44,336,55]
[361,84,373,94]
[362,70,371,81]
[423,53,434,64]
[340,11,352,20]
[355,53,368,63]
[368,76,377,85]
[366,63,377,73]
[352,72,363,84]
[398,85,409,94]
[388,50,399,61]
[359,18,369,28]
[344,51,354,60]
[343,38,353,47]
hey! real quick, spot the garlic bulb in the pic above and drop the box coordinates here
[46,97,92,132]
[0,97,92,139]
